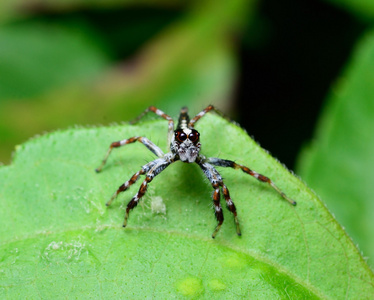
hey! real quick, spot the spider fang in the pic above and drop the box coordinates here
[96,105,296,238]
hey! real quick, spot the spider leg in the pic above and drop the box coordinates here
[130,106,175,147]
[207,158,297,206]
[105,158,160,206]
[211,182,224,239]
[123,157,174,228]
[197,159,241,238]
[106,168,145,206]
[95,136,164,172]
[221,184,241,236]
[188,105,227,128]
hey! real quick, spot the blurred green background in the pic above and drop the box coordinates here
[1,0,374,269]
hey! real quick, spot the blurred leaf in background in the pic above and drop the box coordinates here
[292,0,374,271]
[325,0,374,21]
[0,0,251,164]
[0,22,109,100]
[297,30,374,269]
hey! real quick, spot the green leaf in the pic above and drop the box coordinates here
[1,113,373,298]
[297,30,374,269]
[0,0,182,24]
[0,22,109,100]
[0,1,171,24]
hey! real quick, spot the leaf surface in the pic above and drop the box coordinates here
[1,114,373,298]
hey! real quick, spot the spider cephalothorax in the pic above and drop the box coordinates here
[171,128,201,163]
[96,105,296,238]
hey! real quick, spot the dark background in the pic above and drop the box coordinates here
[237,0,365,168]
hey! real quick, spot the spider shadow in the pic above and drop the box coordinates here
[167,161,214,216]
[175,161,209,194]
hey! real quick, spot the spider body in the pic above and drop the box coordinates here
[96,105,296,238]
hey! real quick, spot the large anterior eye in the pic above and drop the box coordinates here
[175,130,187,142]
[188,130,200,143]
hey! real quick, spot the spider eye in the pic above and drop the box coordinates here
[188,130,200,143]
[175,130,187,142]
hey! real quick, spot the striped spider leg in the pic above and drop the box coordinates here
[195,156,241,238]
[96,105,296,238]
[189,106,296,237]
[205,157,296,206]
[198,157,296,238]
[95,106,178,226]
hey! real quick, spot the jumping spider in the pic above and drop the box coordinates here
[96,105,296,238]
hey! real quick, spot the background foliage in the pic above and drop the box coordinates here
[1,0,374,297]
